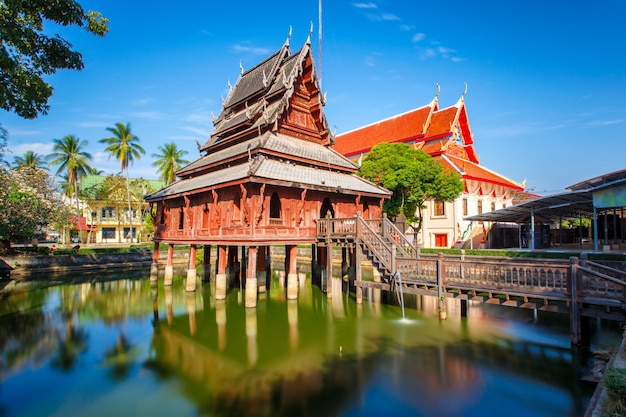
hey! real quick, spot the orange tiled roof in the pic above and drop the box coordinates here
[439,154,524,191]
[332,102,435,157]
[424,106,458,138]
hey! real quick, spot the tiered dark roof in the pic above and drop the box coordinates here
[146,35,390,202]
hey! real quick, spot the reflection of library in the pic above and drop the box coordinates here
[466,169,626,251]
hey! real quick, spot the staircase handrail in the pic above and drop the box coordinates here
[381,216,418,258]
[356,215,394,274]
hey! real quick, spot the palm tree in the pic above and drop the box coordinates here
[100,122,145,243]
[12,150,47,170]
[48,135,93,243]
[151,142,189,184]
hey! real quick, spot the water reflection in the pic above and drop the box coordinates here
[0,269,614,417]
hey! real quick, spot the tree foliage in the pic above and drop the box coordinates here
[100,122,145,243]
[0,0,108,118]
[12,150,47,170]
[0,166,72,251]
[358,142,464,232]
[151,142,189,184]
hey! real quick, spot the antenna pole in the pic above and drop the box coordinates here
[318,0,323,90]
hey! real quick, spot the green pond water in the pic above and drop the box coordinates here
[0,267,619,417]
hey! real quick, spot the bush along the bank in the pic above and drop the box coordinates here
[604,366,626,415]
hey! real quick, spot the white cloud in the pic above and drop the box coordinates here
[353,2,377,9]
[587,119,624,126]
[133,97,153,106]
[231,44,271,56]
[185,111,214,125]
[130,111,167,120]
[400,24,414,31]
[182,126,211,137]
[5,128,40,137]
[412,33,425,43]
[381,13,400,21]
[8,142,54,156]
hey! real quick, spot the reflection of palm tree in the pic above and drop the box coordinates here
[51,315,88,371]
[102,332,137,381]
[100,123,145,243]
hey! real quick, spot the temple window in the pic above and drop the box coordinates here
[178,208,184,229]
[101,206,115,219]
[269,192,282,224]
[233,192,241,223]
[462,199,468,216]
[477,200,483,215]
[202,206,209,229]
[491,202,496,212]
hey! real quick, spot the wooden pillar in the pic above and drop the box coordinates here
[569,256,581,345]
[202,245,212,282]
[245,246,258,308]
[355,243,363,304]
[437,252,446,320]
[216,245,228,300]
[186,244,197,292]
[341,247,348,277]
[150,242,160,283]
[287,245,298,299]
[257,246,267,293]
[164,244,174,286]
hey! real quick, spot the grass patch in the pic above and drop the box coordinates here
[604,367,626,416]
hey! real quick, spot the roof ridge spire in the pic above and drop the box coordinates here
[285,26,293,47]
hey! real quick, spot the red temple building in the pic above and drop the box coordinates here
[332,89,525,249]
[145,33,390,304]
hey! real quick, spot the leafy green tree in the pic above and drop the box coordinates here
[358,142,464,235]
[0,167,72,252]
[47,135,93,242]
[0,1,108,119]
[100,123,145,243]
[12,150,47,170]
[151,142,189,184]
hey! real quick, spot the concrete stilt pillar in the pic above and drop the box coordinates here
[245,246,258,308]
[286,245,298,299]
[186,244,197,292]
[164,244,174,286]
[150,242,160,283]
[215,245,227,300]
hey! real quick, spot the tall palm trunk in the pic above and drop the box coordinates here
[125,169,133,243]
[74,180,83,243]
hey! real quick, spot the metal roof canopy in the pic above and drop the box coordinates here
[464,190,594,224]
[463,169,626,251]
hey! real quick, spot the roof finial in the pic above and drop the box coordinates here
[239,59,244,74]
[307,21,313,43]
[228,78,232,90]
[462,82,468,99]
[435,83,440,98]
[285,25,292,46]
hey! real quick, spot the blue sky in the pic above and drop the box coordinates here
[2,1,625,195]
